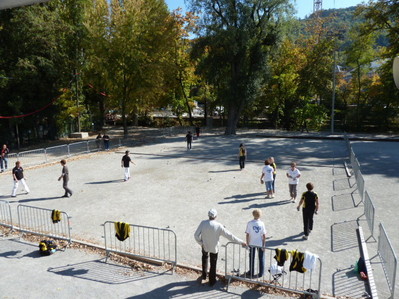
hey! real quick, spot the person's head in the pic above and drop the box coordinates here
[60,159,66,165]
[264,159,270,165]
[306,182,314,191]
[269,157,274,163]
[188,131,191,134]
[239,143,244,148]
[208,208,217,220]
[125,150,130,155]
[2,144,6,149]
[252,209,262,219]
[15,161,20,167]
[290,162,296,169]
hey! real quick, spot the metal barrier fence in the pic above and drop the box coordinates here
[103,221,177,272]
[363,191,375,239]
[6,139,122,168]
[0,200,13,230]
[356,170,365,202]
[378,223,397,299]
[17,204,72,243]
[224,243,322,298]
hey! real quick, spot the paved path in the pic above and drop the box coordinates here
[0,128,397,298]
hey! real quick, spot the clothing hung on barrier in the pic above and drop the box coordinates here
[114,222,131,241]
[274,248,290,266]
[289,250,307,273]
[303,251,319,271]
[51,210,62,223]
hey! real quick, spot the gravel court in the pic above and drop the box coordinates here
[0,132,389,297]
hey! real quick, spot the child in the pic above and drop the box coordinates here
[260,160,274,198]
[286,162,301,202]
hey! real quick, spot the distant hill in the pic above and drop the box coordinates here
[301,6,389,49]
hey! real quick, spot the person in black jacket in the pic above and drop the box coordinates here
[297,182,319,240]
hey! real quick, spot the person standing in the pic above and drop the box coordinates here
[245,209,267,278]
[260,160,274,198]
[185,131,193,150]
[58,159,73,198]
[11,161,30,197]
[195,125,200,138]
[269,157,277,196]
[1,144,10,172]
[96,133,102,150]
[194,209,246,286]
[286,162,301,203]
[239,143,247,170]
[297,182,319,240]
[103,133,110,150]
[121,150,135,181]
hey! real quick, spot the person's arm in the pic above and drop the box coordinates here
[58,167,64,181]
[260,172,265,184]
[315,196,319,214]
[262,233,266,249]
[12,171,17,181]
[297,196,305,211]
[194,222,204,246]
[296,170,301,179]
[246,233,250,245]
[221,226,246,246]
[130,160,136,165]
[286,171,291,178]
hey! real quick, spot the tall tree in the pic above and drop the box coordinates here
[189,0,293,134]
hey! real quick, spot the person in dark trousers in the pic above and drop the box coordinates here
[1,144,10,172]
[297,182,319,240]
[11,161,30,197]
[239,143,246,170]
[194,209,246,286]
[96,133,102,150]
[185,131,193,150]
[103,133,110,150]
[121,150,136,181]
[58,159,72,198]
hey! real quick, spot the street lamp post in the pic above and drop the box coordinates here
[331,50,337,134]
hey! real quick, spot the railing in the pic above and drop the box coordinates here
[378,223,397,299]
[5,139,122,168]
[17,204,71,243]
[103,221,177,272]
[0,200,13,231]
[224,243,322,298]
[356,170,365,202]
[363,191,375,240]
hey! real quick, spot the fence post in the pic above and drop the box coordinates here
[67,144,70,157]
[86,140,90,153]
[44,148,48,163]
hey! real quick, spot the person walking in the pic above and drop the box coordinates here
[1,144,10,172]
[194,209,246,286]
[195,125,200,138]
[297,182,319,240]
[58,159,73,198]
[239,143,247,170]
[103,133,110,150]
[185,131,193,150]
[260,160,274,198]
[121,150,135,181]
[286,162,301,203]
[245,209,267,278]
[11,161,30,197]
[269,157,277,196]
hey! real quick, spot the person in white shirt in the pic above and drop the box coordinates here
[260,160,274,198]
[286,162,301,203]
[245,209,267,278]
[194,209,246,286]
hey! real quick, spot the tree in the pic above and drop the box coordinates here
[188,0,293,134]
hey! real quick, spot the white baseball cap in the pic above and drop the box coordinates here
[208,209,217,218]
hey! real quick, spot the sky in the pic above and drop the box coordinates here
[165,0,368,19]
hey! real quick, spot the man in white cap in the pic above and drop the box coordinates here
[194,208,246,286]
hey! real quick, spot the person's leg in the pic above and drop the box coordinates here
[21,178,30,193]
[272,174,276,193]
[248,246,255,276]
[209,252,218,285]
[4,157,7,170]
[201,249,208,280]
[0,158,3,171]
[242,157,245,169]
[239,157,244,169]
[63,179,72,196]
[293,184,297,200]
[11,180,19,197]
[258,248,265,277]
[289,184,293,198]
[124,167,129,181]
[309,210,315,232]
